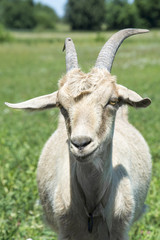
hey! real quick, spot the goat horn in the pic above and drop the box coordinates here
[95,28,149,72]
[63,38,78,72]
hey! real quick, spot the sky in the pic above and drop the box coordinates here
[34,0,67,17]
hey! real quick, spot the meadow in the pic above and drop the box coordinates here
[0,30,160,239]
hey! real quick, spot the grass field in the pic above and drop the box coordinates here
[0,30,160,240]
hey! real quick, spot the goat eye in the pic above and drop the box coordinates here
[109,100,118,106]
[104,98,119,108]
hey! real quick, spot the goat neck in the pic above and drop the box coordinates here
[70,140,113,215]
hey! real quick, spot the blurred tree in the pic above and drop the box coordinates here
[135,0,160,28]
[105,0,139,29]
[1,0,36,29]
[34,3,58,30]
[0,0,58,30]
[66,0,106,30]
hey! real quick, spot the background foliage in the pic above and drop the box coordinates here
[105,0,139,29]
[65,0,160,30]
[0,24,12,42]
[0,0,160,31]
[0,30,160,239]
[0,0,58,30]
[134,0,160,28]
[66,0,106,30]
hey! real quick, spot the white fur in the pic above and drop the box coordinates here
[37,69,151,240]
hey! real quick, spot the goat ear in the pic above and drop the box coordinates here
[117,85,151,108]
[5,91,58,111]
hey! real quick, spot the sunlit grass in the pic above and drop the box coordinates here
[0,30,160,239]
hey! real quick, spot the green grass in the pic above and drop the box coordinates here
[0,30,160,239]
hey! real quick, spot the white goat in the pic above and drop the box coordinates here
[6,29,152,240]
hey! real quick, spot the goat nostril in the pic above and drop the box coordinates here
[71,136,92,150]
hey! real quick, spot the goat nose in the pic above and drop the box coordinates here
[71,136,92,150]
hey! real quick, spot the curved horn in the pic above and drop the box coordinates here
[63,38,78,72]
[95,28,149,72]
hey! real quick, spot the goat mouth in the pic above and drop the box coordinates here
[71,147,98,162]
